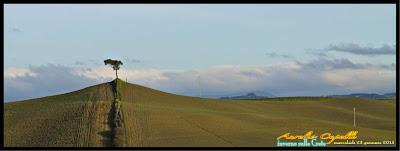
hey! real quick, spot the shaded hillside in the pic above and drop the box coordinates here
[4,82,115,147]
[4,79,397,147]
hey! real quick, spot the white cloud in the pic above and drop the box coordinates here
[320,67,395,91]
[4,65,102,102]
[4,60,396,102]
[4,68,37,78]
[73,67,170,82]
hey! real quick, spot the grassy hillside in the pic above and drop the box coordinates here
[4,79,396,147]
[118,79,396,147]
[4,82,115,147]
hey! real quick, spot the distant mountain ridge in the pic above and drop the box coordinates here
[220,92,273,100]
[220,92,396,100]
[328,92,396,100]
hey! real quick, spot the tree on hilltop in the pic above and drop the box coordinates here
[104,59,123,79]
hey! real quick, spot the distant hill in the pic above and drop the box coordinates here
[4,79,396,147]
[220,92,274,100]
[328,92,396,100]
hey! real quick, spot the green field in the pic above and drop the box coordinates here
[4,79,397,147]
[4,82,115,147]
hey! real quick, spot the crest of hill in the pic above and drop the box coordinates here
[4,79,397,147]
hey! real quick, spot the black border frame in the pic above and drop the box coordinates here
[1,1,399,150]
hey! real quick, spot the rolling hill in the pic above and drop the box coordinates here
[4,79,397,147]
[4,82,114,147]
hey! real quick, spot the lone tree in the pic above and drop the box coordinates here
[104,59,123,79]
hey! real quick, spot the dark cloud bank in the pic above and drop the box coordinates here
[323,43,396,56]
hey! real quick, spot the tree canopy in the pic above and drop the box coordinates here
[104,59,123,79]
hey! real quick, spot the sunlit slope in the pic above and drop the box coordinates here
[4,79,396,147]
[119,80,396,147]
[4,83,114,147]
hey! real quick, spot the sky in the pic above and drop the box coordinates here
[4,4,397,102]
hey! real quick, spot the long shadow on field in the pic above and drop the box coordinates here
[97,82,116,147]
[98,130,113,147]
[97,101,115,147]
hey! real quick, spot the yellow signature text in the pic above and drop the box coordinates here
[277,131,358,144]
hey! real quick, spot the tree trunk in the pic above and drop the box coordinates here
[115,70,118,99]
[115,84,118,99]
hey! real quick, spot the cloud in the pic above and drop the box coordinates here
[74,61,86,66]
[265,52,291,58]
[73,67,168,82]
[149,61,394,97]
[8,27,22,33]
[68,59,394,96]
[300,58,364,70]
[323,43,396,56]
[123,58,143,63]
[4,68,37,78]
[5,60,395,102]
[4,64,106,102]
[307,51,328,57]
[320,67,395,91]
